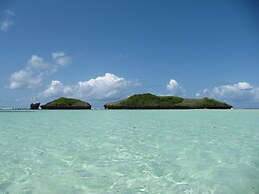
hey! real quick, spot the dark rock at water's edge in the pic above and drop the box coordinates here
[104,93,233,109]
[30,103,40,109]
[41,97,91,109]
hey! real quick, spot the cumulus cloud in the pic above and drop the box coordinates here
[0,10,14,32]
[28,55,48,70]
[78,73,131,99]
[196,82,259,107]
[52,52,71,66]
[9,52,71,89]
[9,70,42,89]
[166,79,183,96]
[42,73,138,100]
[43,80,72,98]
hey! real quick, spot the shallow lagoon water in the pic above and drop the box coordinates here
[0,110,259,193]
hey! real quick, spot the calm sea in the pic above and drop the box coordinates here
[0,110,258,193]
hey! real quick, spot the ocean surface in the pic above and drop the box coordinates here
[0,110,258,194]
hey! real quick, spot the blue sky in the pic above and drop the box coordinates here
[0,0,259,108]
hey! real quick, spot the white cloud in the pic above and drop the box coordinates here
[52,52,70,66]
[28,55,48,70]
[78,73,130,99]
[52,52,65,59]
[166,79,183,96]
[196,82,259,107]
[1,10,14,32]
[42,73,138,100]
[43,80,72,98]
[9,52,71,89]
[9,70,42,89]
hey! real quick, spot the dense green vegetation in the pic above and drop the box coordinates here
[121,93,184,106]
[178,98,231,108]
[104,93,232,109]
[41,97,91,109]
[51,97,84,105]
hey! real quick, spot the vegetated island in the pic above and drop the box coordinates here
[104,93,232,109]
[40,97,91,110]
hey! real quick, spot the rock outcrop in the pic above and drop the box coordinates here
[104,93,232,109]
[30,103,40,109]
[41,97,91,109]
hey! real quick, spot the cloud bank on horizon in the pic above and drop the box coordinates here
[7,52,259,108]
[42,73,139,100]
[40,74,259,106]
[196,82,259,107]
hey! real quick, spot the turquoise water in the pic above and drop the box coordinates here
[0,110,259,194]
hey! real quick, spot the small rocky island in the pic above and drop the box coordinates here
[104,93,232,109]
[40,97,91,109]
[30,103,40,109]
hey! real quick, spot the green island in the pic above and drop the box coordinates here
[40,97,91,109]
[104,93,232,109]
